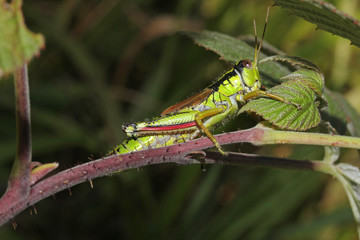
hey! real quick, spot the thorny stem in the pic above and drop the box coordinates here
[0,64,32,214]
[0,143,318,227]
[0,125,360,226]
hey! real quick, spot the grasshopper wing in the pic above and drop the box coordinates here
[161,88,213,115]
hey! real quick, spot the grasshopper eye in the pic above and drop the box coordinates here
[241,59,252,69]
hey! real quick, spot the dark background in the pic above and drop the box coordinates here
[1,0,360,239]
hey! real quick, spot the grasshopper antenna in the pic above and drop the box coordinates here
[253,19,258,67]
[257,6,270,65]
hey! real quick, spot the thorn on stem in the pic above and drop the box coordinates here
[11,219,17,230]
[32,205,37,215]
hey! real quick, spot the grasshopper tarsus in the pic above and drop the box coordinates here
[215,144,228,156]
[289,101,302,111]
[220,150,229,156]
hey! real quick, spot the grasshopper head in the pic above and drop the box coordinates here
[234,6,269,92]
[233,59,260,90]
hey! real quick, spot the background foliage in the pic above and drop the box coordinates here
[0,0,360,239]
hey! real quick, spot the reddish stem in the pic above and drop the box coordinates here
[0,127,318,226]
[0,65,32,216]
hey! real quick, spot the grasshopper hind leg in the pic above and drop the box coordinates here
[194,107,229,156]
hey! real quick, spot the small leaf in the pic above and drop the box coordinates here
[273,0,360,48]
[0,0,45,78]
[239,80,321,131]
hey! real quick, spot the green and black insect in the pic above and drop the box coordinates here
[112,9,301,156]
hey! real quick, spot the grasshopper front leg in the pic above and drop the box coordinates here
[239,89,302,110]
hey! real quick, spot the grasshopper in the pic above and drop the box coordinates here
[113,9,300,156]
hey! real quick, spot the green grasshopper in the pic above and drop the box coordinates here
[113,10,300,156]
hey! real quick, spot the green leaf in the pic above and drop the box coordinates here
[182,30,254,64]
[260,55,322,73]
[273,0,360,48]
[182,30,289,87]
[239,80,321,131]
[0,0,44,78]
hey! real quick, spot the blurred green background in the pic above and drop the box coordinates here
[1,0,360,239]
